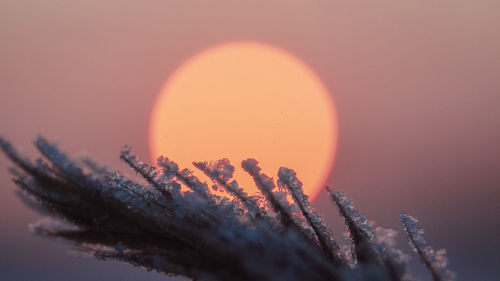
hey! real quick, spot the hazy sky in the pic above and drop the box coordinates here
[1,1,499,280]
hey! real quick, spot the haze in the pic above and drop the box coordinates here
[1,1,499,280]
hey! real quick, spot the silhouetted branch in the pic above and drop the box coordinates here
[327,189,381,264]
[328,189,413,281]
[0,135,455,281]
[193,159,267,220]
[278,167,344,265]
[241,159,299,229]
[400,213,456,281]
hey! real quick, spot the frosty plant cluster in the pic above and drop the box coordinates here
[0,135,455,281]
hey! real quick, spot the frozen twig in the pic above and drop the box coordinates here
[400,213,455,281]
[328,188,414,281]
[278,167,344,265]
[158,156,212,201]
[241,159,301,230]
[327,188,380,264]
[120,145,175,200]
[193,159,266,220]
[0,135,456,281]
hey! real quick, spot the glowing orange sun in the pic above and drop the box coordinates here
[149,41,338,200]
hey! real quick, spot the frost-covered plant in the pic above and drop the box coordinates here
[0,135,455,281]
[400,213,456,281]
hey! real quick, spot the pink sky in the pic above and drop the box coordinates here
[1,1,499,280]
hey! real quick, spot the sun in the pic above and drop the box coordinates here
[149,41,338,200]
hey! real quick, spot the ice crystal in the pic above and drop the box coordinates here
[0,135,456,281]
[193,159,265,220]
[400,213,456,281]
[278,167,344,265]
[328,190,415,281]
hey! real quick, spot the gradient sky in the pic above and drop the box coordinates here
[1,1,499,280]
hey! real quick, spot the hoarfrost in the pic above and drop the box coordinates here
[0,135,456,281]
